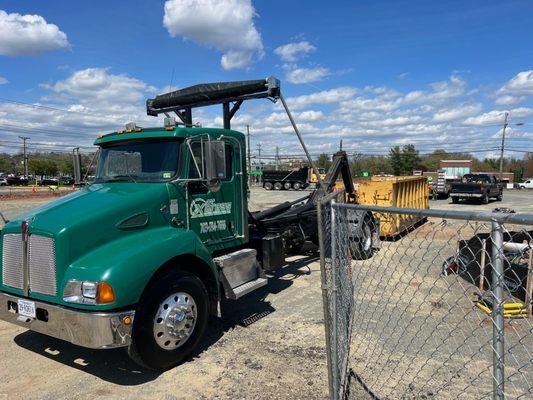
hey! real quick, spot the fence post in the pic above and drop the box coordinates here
[330,199,339,400]
[318,199,335,400]
[491,220,505,400]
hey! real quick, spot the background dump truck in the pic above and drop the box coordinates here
[262,166,309,190]
[0,77,377,370]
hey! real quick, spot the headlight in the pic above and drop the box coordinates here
[63,280,116,305]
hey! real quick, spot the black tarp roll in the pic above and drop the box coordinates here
[150,79,269,110]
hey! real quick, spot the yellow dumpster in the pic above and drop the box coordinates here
[357,176,429,237]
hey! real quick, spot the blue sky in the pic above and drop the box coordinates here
[0,0,532,159]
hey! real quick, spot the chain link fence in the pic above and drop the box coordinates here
[318,200,533,400]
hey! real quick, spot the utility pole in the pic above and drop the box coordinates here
[498,112,509,181]
[257,143,262,184]
[275,146,279,170]
[246,125,251,187]
[19,136,30,178]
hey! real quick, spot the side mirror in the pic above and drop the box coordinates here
[204,141,226,181]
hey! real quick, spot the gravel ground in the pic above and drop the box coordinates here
[0,187,531,400]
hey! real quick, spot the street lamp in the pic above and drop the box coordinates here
[498,113,526,181]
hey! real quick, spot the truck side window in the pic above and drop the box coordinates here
[188,141,233,180]
[223,144,233,180]
[188,142,203,179]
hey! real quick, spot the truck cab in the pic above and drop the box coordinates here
[0,121,266,369]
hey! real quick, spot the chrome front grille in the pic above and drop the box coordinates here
[28,235,57,296]
[2,234,24,289]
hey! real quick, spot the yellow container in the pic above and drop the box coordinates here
[356,176,429,237]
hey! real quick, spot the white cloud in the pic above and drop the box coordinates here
[285,66,330,84]
[163,0,263,70]
[403,76,468,105]
[45,67,155,108]
[432,104,482,122]
[464,107,533,126]
[274,41,316,62]
[0,10,69,56]
[0,76,8,85]
[287,87,358,109]
[495,70,533,105]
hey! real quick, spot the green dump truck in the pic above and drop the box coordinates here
[0,77,377,369]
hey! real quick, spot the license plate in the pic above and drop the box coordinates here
[17,299,36,319]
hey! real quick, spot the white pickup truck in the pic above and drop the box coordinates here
[519,179,533,189]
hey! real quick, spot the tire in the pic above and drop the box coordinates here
[283,181,292,190]
[292,181,302,190]
[273,182,283,190]
[128,271,209,370]
[264,182,273,190]
[497,192,503,201]
[349,214,375,260]
[452,197,459,204]
[481,193,489,204]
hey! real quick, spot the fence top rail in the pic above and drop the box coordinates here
[333,203,533,225]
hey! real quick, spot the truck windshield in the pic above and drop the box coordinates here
[95,139,181,183]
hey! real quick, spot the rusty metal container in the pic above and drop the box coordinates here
[357,176,429,237]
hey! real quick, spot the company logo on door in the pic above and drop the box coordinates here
[190,198,232,218]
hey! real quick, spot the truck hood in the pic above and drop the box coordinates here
[7,182,170,267]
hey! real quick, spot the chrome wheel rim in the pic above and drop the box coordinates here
[153,292,197,350]
[363,224,372,251]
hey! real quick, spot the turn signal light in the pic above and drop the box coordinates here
[97,282,116,304]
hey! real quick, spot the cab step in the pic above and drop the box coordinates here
[214,249,267,300]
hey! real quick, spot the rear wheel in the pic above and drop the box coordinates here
[264,182,273,190]
[128,271,209,370]
[292,181,302,190]
[283,181,292,190]
[481,193,489,204]
[273,182,283,190]
[497,192,503,201]
[452,197,459,204]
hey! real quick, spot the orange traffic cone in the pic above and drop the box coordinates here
[32,186,36,193]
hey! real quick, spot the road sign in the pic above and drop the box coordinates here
[362,171,369,177]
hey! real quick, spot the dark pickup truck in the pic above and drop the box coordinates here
[450,174,503,204]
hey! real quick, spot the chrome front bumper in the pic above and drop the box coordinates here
[450,192,483,198]
[0,291,135,349]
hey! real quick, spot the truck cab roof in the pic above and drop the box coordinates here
[94,125,244,146]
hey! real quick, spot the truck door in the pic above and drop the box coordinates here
[185,138,245,248]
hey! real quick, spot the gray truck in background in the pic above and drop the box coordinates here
[449,174,503,204]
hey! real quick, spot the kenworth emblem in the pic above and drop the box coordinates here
[190,198,232,219]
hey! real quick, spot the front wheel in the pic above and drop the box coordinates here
[481,193,489,204]
[452,197,459,204]
[128,271,209,370]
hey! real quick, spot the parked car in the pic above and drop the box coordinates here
[6,176,28,186]
[39,179,59,186]
[519,179,533,189]
[449,174,503,204]
[0,178,7,186]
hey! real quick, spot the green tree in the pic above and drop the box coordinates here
[315,153,332,171]
[401,144,421,175]
[388,146,403,175]
[29,159,58,179]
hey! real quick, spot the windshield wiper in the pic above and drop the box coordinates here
[106,174,138,182]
